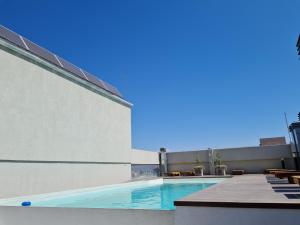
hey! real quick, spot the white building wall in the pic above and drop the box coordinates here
[0,42,132,198]
[0,163,130,198]
[131,149,159,178]
[131,149,159,165]
[0,48,131,163]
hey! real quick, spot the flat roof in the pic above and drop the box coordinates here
[175,174,300,209]
[0,25,123,99]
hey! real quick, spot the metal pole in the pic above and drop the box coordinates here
[208,148,215,175]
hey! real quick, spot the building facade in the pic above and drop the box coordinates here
[259,137,286,146]
[0,26,132,198]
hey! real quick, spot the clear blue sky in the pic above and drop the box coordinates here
[1,0,299,151]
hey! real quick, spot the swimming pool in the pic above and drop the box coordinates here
[0,178,224,210]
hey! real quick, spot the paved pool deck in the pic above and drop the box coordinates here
[175,174,300,209]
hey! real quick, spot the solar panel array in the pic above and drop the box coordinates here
[0,26,26,49]
[0,25,122,98]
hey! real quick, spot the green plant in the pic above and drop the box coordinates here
[214,152,223,166]
[194,154,204,176]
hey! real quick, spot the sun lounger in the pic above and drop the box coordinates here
[166,172,180,176]
[231,170,244,175]
[270,170,297,175]
[274,171,300,179]
[265,169,289,174]
[274,171,300,183]
[180,171,195,176]
[291,176,300,185]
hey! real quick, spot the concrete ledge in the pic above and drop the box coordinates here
[175,201,300,209]
[0,206,174,225]
[175,206,300,225]
[164,175,232,179]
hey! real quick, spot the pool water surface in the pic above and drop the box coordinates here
[0,178,224,210]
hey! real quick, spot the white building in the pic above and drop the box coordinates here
[0,25,137,198]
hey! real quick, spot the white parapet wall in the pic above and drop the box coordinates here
[131,149,159,178]
[131,149,159,165]
[0,206,175,225]
[167,144,294,174]
[0,204,298,225]
[175,206,299,225]
[0,37,132,198]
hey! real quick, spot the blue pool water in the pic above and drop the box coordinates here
[0,178,224,210]
[35,182,213,210]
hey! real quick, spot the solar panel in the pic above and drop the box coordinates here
[57,56,86,80]
[0,25,123,99]
[23,38,61,67]
[82,71,107,90]
[0,26,26,49]
[103,81,122,97]
[82,71,122,97]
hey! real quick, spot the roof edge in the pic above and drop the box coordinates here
[0,25,124,99]
[0,37,133,108]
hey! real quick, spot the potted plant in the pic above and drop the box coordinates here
[214,152,227,175]
[194,155,205,176]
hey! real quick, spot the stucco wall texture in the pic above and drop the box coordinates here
[0,44,132,198]
[131,149,159,165]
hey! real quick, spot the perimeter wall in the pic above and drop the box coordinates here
[167,144,294,174]
[131,149,159,178]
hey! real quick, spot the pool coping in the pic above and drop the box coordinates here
[164,175,233,179]
[174,200,300,209]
